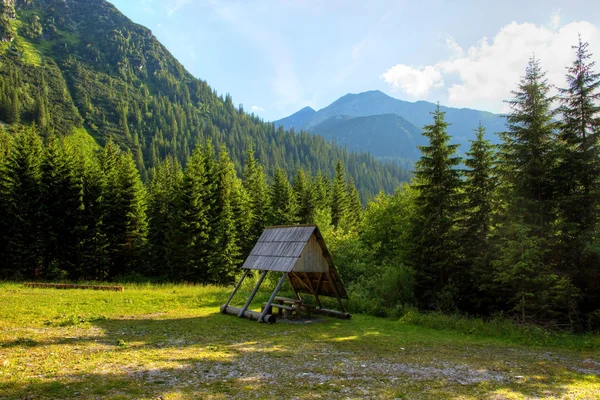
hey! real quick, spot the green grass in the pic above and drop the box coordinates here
[0,281,598,399]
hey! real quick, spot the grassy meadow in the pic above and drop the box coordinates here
[0,281,599,399]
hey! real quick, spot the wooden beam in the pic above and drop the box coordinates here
[327,271,346,312]
[239,270,268,317]
[222,306,276,323]
[258,273,287,323]
[314,273,324,308]
[222,269,249,311]
[287,273,302,300]
[290,271,312,292]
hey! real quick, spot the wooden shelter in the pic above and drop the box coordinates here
[221,225,350,323]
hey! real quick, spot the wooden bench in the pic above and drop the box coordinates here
[262,302,297,320]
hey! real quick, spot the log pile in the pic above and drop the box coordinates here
[24,282,124,292]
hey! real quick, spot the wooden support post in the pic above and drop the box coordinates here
[222,269,249,311]
[288,273,301,300]
[258,273,287,323]
[239,270,268,317]
[314,273,324,308]
[327,271,346,312]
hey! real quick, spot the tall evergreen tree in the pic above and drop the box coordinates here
[147,156,182,276]
[555,38,600,319]
[346,177,362,231]
[243,146,270,243]
[270,167,297,225]
[209,146,242,283]
[499,56,558,234]
[101,139,147,277]
[40,134,85,278]
[410,104,463,310]
[0,128,12,277]
[5,126,44,278]
[494,56,564,322]
[462,123,497,312]
[293,169,317,224]
[331,160,349,229]
[167,146,211,281]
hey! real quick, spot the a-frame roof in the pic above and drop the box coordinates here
[241,225,348,299]
[242,225,315,272]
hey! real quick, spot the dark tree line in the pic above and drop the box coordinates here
[0,124,361,282]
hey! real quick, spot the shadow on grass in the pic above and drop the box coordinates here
[1,313,598,399]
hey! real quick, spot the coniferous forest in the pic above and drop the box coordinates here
[1,0,600,332]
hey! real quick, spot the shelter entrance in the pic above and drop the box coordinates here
[220,225,351,323]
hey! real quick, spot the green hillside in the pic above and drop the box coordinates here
[0,0,409,198]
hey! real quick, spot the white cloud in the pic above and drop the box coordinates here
[380,65,444,97]
[251,105,265,113]
[381,15,600,112]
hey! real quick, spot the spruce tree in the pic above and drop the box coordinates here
[101,139,147,278]
[167,146,211,281]
[270,167,297,225]
[499,56,558,233]
[147,156,182,277]
[209,146,242,283]
[293,169,317,224]
[243,146,270,242]
[555,38,600,319]
[346,177,362,231]
[462,123,497,312]
[40,134,85,278]
[331,160,349,229]
[5,126,44,279]
[0,128,12,278]
[494,56,562,321]
[410,104,463,310]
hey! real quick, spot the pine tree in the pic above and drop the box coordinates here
[499,56,558,234]
[5,126,44,279]
[147,156,182,277]
[40,134,85,279]
[331,160,348,229]
[293,169,317,224]
[101,139,147,278]
[494,56,561,321]
[208,146,242,283]
[0,128,12,278]
[167,146,211,281]
[76,151,110,280]
[410,104,463,310]
[555,38,600,320]
[270,167,297,225]
[462,123,497,312]
[346,177,362,231]
[243,146,270,243]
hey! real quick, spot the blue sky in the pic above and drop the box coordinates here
[109,0,600,121]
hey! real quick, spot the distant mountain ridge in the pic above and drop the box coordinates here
[274,90,506,162]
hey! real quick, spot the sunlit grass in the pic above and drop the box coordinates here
[0,282,598,399]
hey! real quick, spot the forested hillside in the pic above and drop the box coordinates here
[0,0,409,200]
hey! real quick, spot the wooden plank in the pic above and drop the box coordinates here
[274,296,301,303]
[265,303,294,311]
[222,269,249,311]
[258,273,287,323]
[314,273,324,308]
[24,283,124,292]
[239,270,268,317]
[327,271,346,312]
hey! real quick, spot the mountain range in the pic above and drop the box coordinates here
[275,90,507,162]
[0,0,410,199]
